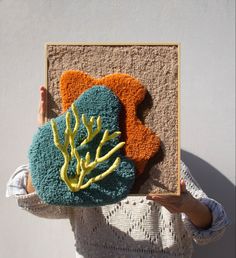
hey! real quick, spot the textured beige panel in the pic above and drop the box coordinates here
[46,44,180,195]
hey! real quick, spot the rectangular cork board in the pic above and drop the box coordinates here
[45,43,180,195]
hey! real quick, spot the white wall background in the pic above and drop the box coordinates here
[0,0,235,258]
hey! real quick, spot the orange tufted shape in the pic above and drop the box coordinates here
[60,70,160,175]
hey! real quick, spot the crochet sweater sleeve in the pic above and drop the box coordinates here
[180,161,230,245]
[6,164,69,219]
[7,162,229,243]
[16,192,70,219]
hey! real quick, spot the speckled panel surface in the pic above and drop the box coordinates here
[46,44,179,195]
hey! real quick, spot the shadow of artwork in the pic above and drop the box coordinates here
[137,89,153,123]
[131,89,167,194]
[181,150,235,258]
[130,140,165,194]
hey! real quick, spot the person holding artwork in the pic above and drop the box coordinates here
[6,86,229,258]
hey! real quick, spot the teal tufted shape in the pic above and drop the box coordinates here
[28,86,135,207]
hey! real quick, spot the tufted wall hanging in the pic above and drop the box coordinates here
[35,43,180,201]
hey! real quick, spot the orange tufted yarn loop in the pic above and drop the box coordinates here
[60,70,160,175]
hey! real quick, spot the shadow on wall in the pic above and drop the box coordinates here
[181,150,235,258]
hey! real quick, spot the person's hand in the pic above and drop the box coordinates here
[146,179,193,214]
[146,179,212,229]
[37,86,47,126]
[27,86,47,193]
[26,173,35,193]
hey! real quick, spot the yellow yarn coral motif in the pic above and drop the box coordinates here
[51,103,125,192]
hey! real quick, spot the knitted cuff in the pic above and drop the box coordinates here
[182,197,230,245]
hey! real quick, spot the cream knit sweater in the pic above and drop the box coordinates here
[9,161,229,258]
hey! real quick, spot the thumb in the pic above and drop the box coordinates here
[180,179,187,193]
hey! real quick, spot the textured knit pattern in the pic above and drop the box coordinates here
[8,161,229,258]
[28,86,135,207]
[60,70,160,175]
